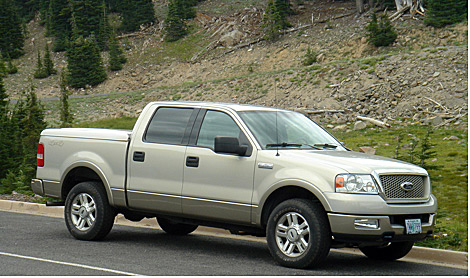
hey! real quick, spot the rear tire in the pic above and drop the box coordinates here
[359,241,414,260]
[64,181,116,240]
[266,198,331,269]
[157,217,198,235]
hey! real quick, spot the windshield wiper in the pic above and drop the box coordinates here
[266,142,321,149]
[313,143,338,149]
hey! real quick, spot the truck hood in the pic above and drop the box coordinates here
[282,150,427,174]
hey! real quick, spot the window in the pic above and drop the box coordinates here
[197,110,241,149]
[144,107,194,144]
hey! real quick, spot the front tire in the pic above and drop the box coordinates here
[266,199,331,269]
[157,217,198,235]
[359,241,414,260]
[64,181,116,240]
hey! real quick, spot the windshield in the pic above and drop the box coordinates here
[238,110,345,150]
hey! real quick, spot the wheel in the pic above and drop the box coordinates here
[266,198,331,269]
[157,217,198,235]
[359,241,414,261]
[64,181,116,240]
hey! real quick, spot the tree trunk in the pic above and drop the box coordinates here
[356,0,365,13]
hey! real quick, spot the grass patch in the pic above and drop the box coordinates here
[330,123,468,251]
[75,116,138,130]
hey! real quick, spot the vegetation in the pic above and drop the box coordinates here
[59,71,73,127]
[108,36,127,71]
[366,11,397,47]
[34,44,56,79]
[425,0,468,28]
[262,0,288,40]
[164,0,188,42]
[331,123,468,251]
[66,36,107,88]
[0,0,25,59]
[120,0,156,32]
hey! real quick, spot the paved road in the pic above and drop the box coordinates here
[0,211,467,276]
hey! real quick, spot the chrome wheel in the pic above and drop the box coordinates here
[70,193,96,231]
[275,212,310,257]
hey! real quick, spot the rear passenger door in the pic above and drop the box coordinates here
[182,109,256,224]
[127,106,198,214]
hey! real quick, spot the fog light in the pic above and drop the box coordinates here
[354,219,379,229]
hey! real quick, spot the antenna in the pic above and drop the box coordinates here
[274,79,280,156]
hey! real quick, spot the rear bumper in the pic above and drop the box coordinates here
[328,212,436,244]
[31,179,44,195]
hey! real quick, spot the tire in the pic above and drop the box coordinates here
[359,241,414,261]
[266,199,331,269]
[64,181,116,240]
[157,217,198,235]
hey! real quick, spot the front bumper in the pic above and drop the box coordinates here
[328,212,436,244]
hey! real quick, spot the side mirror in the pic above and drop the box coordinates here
[214,136,248,156]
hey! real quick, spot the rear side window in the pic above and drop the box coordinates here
[144,107,194,144]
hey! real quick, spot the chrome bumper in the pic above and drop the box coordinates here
[31,179,44,195]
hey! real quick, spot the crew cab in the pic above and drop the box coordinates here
[32,101,437,268]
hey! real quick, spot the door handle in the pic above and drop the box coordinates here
[133,151,145,162]
[186,156,199,168]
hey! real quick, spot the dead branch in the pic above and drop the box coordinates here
[304,109,346,114]
[434,112,468,129]
[357,116,391,128]
[423,96,448,112]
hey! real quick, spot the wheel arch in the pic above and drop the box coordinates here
[61,162,114,205]
[258,182,331,228]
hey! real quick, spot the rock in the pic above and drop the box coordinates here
[431,116,444,126]
[354,121,367,130]
[443,136,459,141]
[219,30,245,47]
[359,146,376,155]
[333,124,348,131]
[433,71,440,77]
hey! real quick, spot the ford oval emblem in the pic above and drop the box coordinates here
[400,182,414,191]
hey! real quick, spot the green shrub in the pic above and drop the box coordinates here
[366,11,397,47]
[425,0,467,28]
[302,47,317,66]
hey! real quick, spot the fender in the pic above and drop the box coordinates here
[61,161,115,206]
[253,179,332,226]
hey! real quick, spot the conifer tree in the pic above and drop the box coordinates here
[0,75,11,181]
[121,0,156,32]
[43,44,56,76]
[274,0,292,27]
[164,0,187,42]
[366,11,397,47]
[7,59,18,75]
[0,57,6,78]
[34,51,48,79]
[176,0,197,20]
[50,0,72,52]
[59,71,73,127]
[263,0,284,40]
[108,36,126,71]
[425,0,467,28]
[0,0,25,59]
[66,36,107,88]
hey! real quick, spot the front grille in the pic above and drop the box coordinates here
[379,175,426,199]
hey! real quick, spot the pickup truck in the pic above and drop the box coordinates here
[32,101,437,269]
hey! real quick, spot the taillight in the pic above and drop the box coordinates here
[37,143,44,167]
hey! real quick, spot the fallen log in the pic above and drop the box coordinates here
[357,116,391,128]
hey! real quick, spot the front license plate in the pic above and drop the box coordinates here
[405,219,422,234]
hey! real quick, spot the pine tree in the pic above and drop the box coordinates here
[34,51,48,79]
[366,11,397,47]
[176,0,196,20]
[0,0,25,59]
[50,0,72,52]
[108,36,126,71]
[164,0,187,42]
[66,36,107,88]
[425,0,468,28]
[274,0,292,28]
[43,43,56,76]
[0,57,6,78]
[121,0,156,32]
[59,71,73,127]
[262,0,284,40]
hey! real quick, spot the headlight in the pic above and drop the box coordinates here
[335,174,379,194]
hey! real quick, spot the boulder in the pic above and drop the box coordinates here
[359,146,376,155]
[219,30,245,47]
[354,121,367,130]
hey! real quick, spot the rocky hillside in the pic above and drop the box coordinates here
[3,0,468,128]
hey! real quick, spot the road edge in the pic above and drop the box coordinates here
[0,199,467,269]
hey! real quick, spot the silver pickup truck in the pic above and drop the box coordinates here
[32,101,437,269]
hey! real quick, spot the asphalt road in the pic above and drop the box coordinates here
[0,211,467,276]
